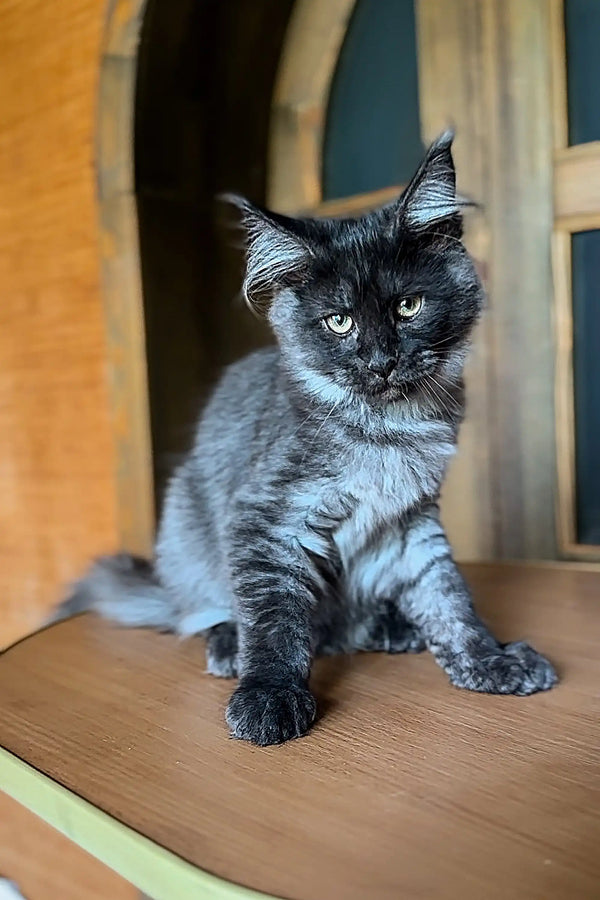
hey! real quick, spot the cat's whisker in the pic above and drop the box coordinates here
[423,375,454,420]
[428,379,460,417]
[428,331,466,348]
[300,401,339,465]
[428,374,460,409]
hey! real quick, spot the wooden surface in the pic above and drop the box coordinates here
[1,564,599,900]
[0,0,119,647]
[0,791,137,900]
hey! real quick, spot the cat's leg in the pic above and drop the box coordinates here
[205,622,238,678]
[397,507,557,695]
[347,510,557,693]
[225,522,321,746]
[343,527,426,655]
[361,602,426,654]
[318,600,425,655]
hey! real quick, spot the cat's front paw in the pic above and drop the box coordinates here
[226,679,317,746]
[447,641,558,696]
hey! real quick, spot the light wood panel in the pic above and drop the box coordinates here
[98,0,154,554]
[269,0,356,212]
[483,0,557,558]
[552,231,578,555]
[554,142,600,229]
[416,0,495,560]
[1,564,599,900]
[417,0,557,559]
[0,0,119,647]
[306,184,402,218]
[0,791,137,900]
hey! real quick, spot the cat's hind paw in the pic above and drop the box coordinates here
[206,621,238,678]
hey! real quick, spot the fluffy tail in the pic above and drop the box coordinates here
[51,553,176,631]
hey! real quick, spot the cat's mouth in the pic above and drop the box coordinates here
[365,379,418,404]
[364,364,439,403]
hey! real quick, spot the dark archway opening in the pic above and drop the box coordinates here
[135,0,294,502]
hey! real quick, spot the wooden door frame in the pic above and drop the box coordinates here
[97,0,154,556]
[550,0,600,559]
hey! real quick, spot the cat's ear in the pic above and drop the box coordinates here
[224,195,311,309]
[397,131,462,232]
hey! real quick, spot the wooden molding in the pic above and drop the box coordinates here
[554,142,600,225]
[268,0,356,213]
[552,229,577,553]
[549,1,600,560]
[552,228,600,561]
[549,0,568,152]
[97,0,155,555]
[303,185,402,218]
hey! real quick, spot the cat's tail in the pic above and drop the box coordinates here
[50,553,176,631]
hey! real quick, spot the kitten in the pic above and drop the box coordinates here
[57,132,557,745]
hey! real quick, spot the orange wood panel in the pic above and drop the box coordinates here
[0,0,119,647]
[0,790,137,900]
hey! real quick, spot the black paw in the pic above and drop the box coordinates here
[206,622,238,678]
[447,641,558,696]
[226,679,317,746]
[387,622,426,654]
[367,602,426,654]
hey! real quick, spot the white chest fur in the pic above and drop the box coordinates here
[332,422,455,563]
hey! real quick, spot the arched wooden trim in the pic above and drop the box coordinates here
[97,0,154,556]
[268,0,357,213]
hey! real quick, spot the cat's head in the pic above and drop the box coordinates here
[231,132,483,408]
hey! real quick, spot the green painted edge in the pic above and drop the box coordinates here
[0,747,278,900]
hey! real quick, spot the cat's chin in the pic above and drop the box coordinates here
[364,384,413,406]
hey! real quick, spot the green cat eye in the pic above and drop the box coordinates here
[397,295,424,320]
[325,313,355,335]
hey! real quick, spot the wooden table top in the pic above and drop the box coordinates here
[1,563,599,900]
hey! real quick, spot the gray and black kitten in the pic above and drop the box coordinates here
[58,133,557,745]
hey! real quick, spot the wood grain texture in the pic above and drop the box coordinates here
[554,142,600,228]
[0,791,137,900]
[417,0,557,560]
[0,0,119,648]
[549,1,600,560]
[483,0,557,559]
[269,0,356,212]
[306,185,403,218]
[416,0,496,560]
[99,0,155,556]
[1,564,599,900]
[552,230,579,555]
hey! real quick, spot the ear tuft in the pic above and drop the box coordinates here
[222,194,310,311]
[399,130,462,230]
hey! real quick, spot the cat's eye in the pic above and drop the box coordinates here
[396,295,424,320]
[325,313,355,335]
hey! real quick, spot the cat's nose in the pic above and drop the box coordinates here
[368,356,396,379]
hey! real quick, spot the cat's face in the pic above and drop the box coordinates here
[233,133,483,408]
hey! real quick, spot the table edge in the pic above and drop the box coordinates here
[0,747,278,900]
